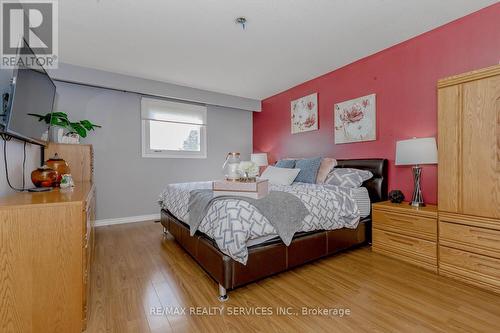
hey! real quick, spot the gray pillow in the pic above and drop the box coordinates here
[294,157,322,183]
[275,159,296,168]
[325,168,373,188]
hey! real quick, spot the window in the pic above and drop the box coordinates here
[141,97,207,158]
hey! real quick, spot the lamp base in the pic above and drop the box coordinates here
[410,165,425,207]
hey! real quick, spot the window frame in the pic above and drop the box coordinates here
[140,98,207,159]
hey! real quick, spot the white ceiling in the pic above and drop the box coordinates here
[59,0,498,100]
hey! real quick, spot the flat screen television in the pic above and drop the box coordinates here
[1,39,56,146]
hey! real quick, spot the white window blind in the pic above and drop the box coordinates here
[141,97,207,158]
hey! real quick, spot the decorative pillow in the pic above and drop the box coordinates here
[275,159,296,168]
[261,166,301,185]
[316,158,338,184]
[294,157,322,184]
[325,168,373,188]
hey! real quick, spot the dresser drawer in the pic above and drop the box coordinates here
[373,209,437,241]
[439,246,500,293]
[372,229,437,271]
[82,267,89,330]
[440,221,500,259]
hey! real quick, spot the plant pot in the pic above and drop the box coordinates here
[49,126,66,143]
[61,133,80,144]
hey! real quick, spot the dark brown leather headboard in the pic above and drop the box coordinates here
[336,159,388,203]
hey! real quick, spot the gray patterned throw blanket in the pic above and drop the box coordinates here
[188,189,308,246]
[159,182,360,264]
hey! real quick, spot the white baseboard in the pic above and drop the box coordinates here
[95,213,160,227]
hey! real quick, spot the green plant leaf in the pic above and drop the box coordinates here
[80,119,101,131]
[51,118,70,128]
[50,113,68,123]
[27,113,51,123]
[29,111,100,137]
[27,113,45,120]
[51,112,69,119]
[70,122,87,138]
[79,120,93,131]
[51,115,69,126]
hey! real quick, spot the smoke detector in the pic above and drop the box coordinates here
[235,17,247,30]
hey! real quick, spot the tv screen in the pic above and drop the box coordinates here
[4,42,56,145]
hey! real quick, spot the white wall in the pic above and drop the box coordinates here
[53,81,253,220]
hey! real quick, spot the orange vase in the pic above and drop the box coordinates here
[46,153,71,186]
[31,166,57,187]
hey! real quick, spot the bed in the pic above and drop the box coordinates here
[160,158,388,300]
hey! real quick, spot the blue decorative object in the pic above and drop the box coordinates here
[294,157,322,183]
[275,159,296,168]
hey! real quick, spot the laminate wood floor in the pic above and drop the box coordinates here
[86,221,500,333]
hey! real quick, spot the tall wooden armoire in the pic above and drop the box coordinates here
[437,64,500,293]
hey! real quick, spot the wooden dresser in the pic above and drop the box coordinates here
[437,65,500,294]
[372,201,438,272]
[0,182,95,332]
[45,143,94,183]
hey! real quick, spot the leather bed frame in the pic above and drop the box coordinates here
[160,158,388,300]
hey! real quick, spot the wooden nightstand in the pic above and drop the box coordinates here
[372,201,438,272]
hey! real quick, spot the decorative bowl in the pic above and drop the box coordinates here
[46,153,71,186]
[31,166,57,187]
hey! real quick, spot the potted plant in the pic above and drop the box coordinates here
[28,112,101,143]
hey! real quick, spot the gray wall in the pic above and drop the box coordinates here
[54,82,253,220]
[0,69,41,197]
[49,63,261,112]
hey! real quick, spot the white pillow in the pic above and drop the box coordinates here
[261,166,301,185]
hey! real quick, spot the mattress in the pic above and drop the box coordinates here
[347,186,371,218]
[182,185,370,223]
[177,186,371,248]
[246,187,370,248]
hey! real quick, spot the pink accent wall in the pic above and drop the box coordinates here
[253,3,500,204]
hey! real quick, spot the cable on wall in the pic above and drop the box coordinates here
[1,133,27,191]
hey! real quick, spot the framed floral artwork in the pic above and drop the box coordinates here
[334,93,376,144]
[291,93,318,134]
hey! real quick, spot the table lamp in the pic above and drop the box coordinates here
[395,137,438,207]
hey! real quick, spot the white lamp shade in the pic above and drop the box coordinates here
[395,137,438,166]
[251,153,269,167]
